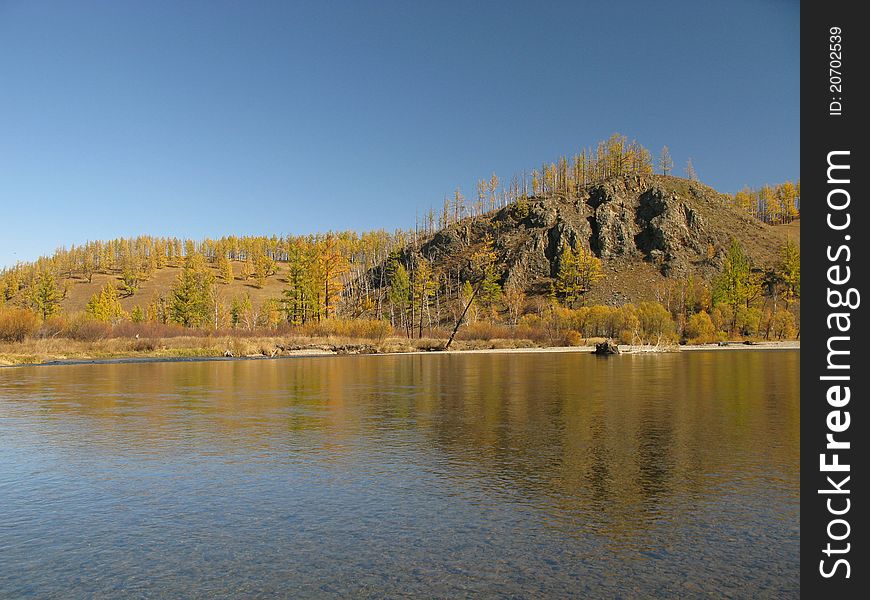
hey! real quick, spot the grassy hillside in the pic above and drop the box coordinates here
[6,174,800,320]
[0,159,800,368]
[59,262,288,316]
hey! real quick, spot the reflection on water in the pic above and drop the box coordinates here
[0,351,799,598]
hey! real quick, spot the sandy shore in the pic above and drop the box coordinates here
[1,340,799,368]
[395,340,800,356]
[679,340,800,351]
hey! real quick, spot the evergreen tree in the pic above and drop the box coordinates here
[605,134,627,176]
[131,305,145,323]
[713,239,762,334]
[283,241,314,325]
[3,270,20,302]
[147,294,168,324]
[459,280,477,325]
[776,181,799,222]
[82,246,97,283]
[169,257,214,327]
[231,294,254,329]
[733,187,755,217]
[778,239,800,308]
[30,270,63,320]
[86,281,126,322]
[219,255,234,284]
[254,256,268,289]
[412,256,437,337]
[120,268,140,297]
[318,233,348,319]
[387,258,411,334]
[759,184,780,224]
[556,245,603,307]
[472,235,502,308]
[260,297,282,329]
[240,257,254,281]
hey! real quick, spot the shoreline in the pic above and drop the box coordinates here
[1,340,800,369]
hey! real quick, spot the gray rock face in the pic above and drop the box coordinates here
[378,174,789,302]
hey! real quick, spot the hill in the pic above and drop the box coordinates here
[57,262,288,317]
[391,174,798,306]
[3,174,798,320]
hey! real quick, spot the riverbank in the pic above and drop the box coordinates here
[0,335,529,366]
[0,335,799,367]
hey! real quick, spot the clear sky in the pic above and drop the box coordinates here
[0,0,799,268]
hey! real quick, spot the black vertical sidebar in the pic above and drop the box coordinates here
[801,1,867,597]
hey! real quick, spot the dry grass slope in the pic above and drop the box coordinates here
[61,262,289,315]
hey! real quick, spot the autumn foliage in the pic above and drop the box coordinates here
[0,135,799,351]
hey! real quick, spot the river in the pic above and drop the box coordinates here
[0,350,799,598]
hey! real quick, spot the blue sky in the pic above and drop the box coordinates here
[0,0,799,268]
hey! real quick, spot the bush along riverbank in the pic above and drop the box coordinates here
[0,309,798,367]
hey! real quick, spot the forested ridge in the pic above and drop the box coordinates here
[1,135,800,350]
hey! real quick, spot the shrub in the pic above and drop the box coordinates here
[298,318,394,341]
[565,330,583,346]
[230,337,254,357]
[64,314,111,341]
[130,338,156,352]
[612,305,639,341]
[710,305,732,335]
[412,338,446,351]
[770,310,797,339]
[0,307,40,342]
[584,305,612,337]
[616,328,635,345]
[518,313,541,329]
[37,314,69,338]
[736,306,762,337]
[131,305,145,323]
[456,321,513,341]
[685,311,717,343]
[511,198,530,220]
[635,302,677,344]
[112,320,190,339]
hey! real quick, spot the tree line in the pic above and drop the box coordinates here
[413,135,797,235]
[424,133,657,234]
[721,181,800,225]
[0,231,799,345]
[1,133,799,344]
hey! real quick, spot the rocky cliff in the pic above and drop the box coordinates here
[397,175,796,304]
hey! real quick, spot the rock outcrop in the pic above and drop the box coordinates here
[371,174,794,305]
[594,340,621,355]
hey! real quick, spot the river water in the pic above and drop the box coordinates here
[0,350,799,598]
